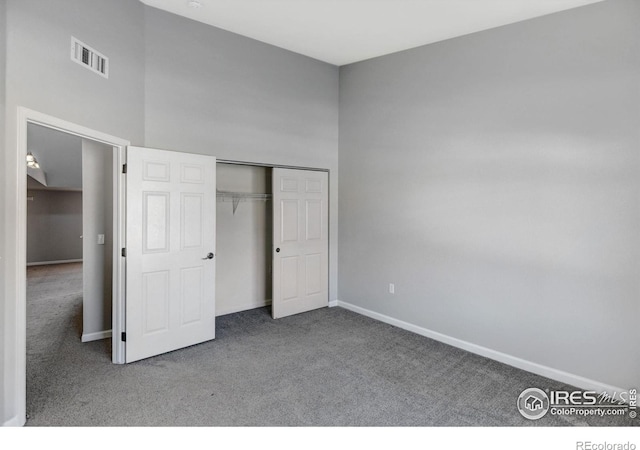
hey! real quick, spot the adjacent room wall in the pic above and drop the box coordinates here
[143,7,340,303]
[81,139,113,341]
[339,0,640,390]
[26,190,82,264]
[216,164,272,316]
[26,123,84,265]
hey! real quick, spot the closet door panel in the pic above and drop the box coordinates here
[272,168,328,319]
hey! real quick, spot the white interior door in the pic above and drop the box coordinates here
[125,146,216,363]
[272,168,328,319]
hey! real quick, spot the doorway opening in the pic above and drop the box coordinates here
[25,123,116,420]
[215,163,273,316]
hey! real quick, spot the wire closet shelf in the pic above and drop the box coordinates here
[216,189,272,214]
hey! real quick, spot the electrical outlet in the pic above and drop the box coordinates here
[389,283,395,294]
[98,234,105,245]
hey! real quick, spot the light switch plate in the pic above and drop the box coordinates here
[98,234,105,245]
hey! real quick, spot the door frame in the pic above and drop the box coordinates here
[7,107,129,426]
[217,159,330,173]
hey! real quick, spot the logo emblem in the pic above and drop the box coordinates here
[517,388,550,420]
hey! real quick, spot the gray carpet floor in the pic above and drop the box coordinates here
[26,262,635,427]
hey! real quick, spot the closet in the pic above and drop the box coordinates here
[216,163,273,316]
[215,162,329,319]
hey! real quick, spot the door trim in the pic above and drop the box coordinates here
[217,158,329,173]
[7,107,129,426]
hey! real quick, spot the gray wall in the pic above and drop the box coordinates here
[339,0,640,389]
[216,164,272,316]
[82,140,113,338]
[26,190,82,264]
[143,8,340,302]
[144,8,338,168]
[4,0,145,142]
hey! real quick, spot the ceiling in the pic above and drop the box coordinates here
[140,0,604,66]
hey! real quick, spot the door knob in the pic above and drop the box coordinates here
[276,248,280,253]
[202,252,214,260]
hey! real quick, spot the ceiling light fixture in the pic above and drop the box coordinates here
[187,0,202,8]
[26,152,40,169]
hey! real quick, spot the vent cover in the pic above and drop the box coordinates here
[71,37,109,78]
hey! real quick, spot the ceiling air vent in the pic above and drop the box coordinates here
[70,37,109,78]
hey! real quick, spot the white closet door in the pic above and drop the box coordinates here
[272,168,328,319]
[125,146,216,363]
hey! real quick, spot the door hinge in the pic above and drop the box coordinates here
[121,332,126,342]
[122,164,127,174]
[121,248,126,257]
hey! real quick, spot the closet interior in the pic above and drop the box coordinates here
[215,163,273,316]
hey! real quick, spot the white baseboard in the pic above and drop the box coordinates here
[27,259,82,267]
[216,299,272,317]
[336,300,625,395]
[328,299,339,307]
[81,329,112,343]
